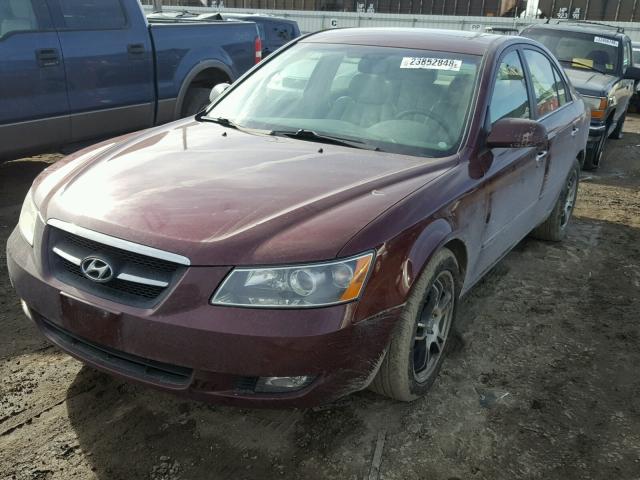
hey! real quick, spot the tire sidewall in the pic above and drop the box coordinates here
[554,160,581,238]
[393,249,461,400]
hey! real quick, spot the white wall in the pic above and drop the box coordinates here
[142,5,640,41]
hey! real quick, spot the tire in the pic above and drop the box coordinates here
[583,132,606,171]
[181,87,212,117]
[609,111,626,140]
[370,248,460,402]
[530,159,580,242]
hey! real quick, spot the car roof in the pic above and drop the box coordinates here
[302,28,518,56]
[522,23,625,39]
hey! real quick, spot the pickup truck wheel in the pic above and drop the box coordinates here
[583,132,606,171]
[530,159,580,242]
[609,111,626,140]
[369,248,460,402]
[182,87,212,117]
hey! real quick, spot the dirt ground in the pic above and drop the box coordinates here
[1,117,639,480]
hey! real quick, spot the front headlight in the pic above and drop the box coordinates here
[211,252,375,308]
[18,188,38,246]
[582,95,609,120]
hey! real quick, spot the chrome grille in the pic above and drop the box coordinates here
[48,224,186,307]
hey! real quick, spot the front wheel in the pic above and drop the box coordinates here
[609,111,626,139]
[583,132,606,171]
[530,159,580,242]
[369,248,460,401]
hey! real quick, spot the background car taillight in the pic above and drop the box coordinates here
[255,37,262,64]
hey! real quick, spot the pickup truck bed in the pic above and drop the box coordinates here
[0,0,259,160]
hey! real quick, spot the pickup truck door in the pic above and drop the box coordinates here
[0,0,70,159]
[614,38,636,121]
[473,49,547,278]
[46,0,154,142]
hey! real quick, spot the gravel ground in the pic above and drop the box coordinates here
[1,117,639,480]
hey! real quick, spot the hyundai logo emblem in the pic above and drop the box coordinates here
[80,256,114,283]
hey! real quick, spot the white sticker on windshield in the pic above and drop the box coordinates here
[400,57,462,71]
[594,36,619,47]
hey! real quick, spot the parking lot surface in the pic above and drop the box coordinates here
[1,118,640,480]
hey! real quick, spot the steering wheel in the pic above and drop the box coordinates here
[395,109,456,145]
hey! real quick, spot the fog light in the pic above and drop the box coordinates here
[255,375,313,393]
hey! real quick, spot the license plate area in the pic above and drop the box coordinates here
[59,292,122,346]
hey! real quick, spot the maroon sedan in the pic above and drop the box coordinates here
[7,28,589,407]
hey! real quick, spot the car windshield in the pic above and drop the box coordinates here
[205,43,481,158]
[525,29,620,75]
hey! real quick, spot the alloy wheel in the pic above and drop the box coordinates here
[560,169,578,228]
[413,271,455,382]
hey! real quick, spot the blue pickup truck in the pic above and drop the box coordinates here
[0,0,260,160]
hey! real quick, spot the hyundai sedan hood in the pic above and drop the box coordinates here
[39,120,452,265]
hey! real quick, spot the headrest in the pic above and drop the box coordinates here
[586,50,611,65]
[388,66,437,84]
[358,56,388,75]
[9,0,32,18]
[348,74,389,105]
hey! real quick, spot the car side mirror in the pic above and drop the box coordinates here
[486,118,548,149]
[624,65,640,81]
[209,83,230,103]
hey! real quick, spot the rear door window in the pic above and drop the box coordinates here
[56,0,126,30]
[552,66,570,106]
[524,49,561,117]
[489,50,531,124]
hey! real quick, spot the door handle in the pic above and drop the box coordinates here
[535,151,548,165]
[127,43,145,55]
[36,48,60,67]
[571,126,580,137]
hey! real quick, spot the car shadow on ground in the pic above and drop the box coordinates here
[579,130,640,189]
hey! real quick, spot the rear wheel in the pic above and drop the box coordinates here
[530,159,580,242]
[370,248,460,401]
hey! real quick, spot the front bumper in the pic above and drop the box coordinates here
[6,227,398,407]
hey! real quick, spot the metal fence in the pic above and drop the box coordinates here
[142,4,640,40]
[143,1,640,20]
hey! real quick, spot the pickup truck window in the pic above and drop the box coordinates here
[0,0,38,37]
[525,30,619,75]
[624,41,632,69]
[57,0,126,30]
[267,23,294,44]
[524,49,562,117]
[489,50,530,124]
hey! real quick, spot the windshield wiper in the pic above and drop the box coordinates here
[558,59,607,75]
[200,116,240,130]
[270,129,381,151]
